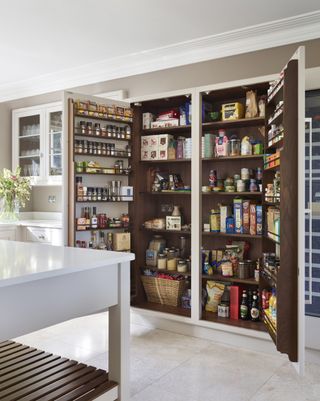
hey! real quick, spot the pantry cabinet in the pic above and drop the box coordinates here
[12,102,62,185]
[64,46,305,371]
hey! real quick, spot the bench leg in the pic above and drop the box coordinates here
[109,261,130,401]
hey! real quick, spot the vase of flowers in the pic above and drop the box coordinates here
[0,167,31,222]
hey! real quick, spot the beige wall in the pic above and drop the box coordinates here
[1,38,320,211]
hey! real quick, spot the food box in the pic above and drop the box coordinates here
[158,134,174,160]
[230,285,240,320]
[113,232,131,251]
[151,119,179,128]
[142,113,154,129]
[220,205,231,233]
[221,102,244,121]
[166,216,182,231]
[242,200,250,234]
[256,205,263,235]
[233,198,243,234]
[120,186,133,201]
[141,135,159,160]
[146,249,158,267]
[250,204,257,235]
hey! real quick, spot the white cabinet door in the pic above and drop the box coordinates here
[24,227,63,246]
[0,227,17,241]
[12,102,62,186]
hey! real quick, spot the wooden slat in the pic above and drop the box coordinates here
[55,373,110,401]
[0,360,76,398]
[0,345,29,359]
[7,364,90,401]
[75,380,118,401]
[0,347,38,366]
[0,356,70,390]
[0,343,22,354]
[0,341,15,348]
[0,351,50,376]
[37,369,105,401]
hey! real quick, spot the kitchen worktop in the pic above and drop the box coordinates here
[0,240,134,288]
[0,212,62,229]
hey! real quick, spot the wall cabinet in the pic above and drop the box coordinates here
[12,102,62,185]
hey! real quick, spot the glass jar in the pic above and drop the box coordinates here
[157,253,167,270]
[177,259,188,273]
[102,188,108,201]
[83,140,88,154]
[87,122,93,136]
[75,162,84,173]
[229,138,241,156]
[79,121,86,135]
[97,187,102,201]
[237,179,246,192]
[249,179,258,192]
[112,126,117,138]
[107,125,113,138]
[97,142,102,155]
[94,123,101,136]
[241,168,250,180]
[101,126,107,137]
[126,145,132,157]
[167,250,177,271]
[92,188,97,202]
[88,141,93,155]
[125,125,131,140]
[102,143,107,155]
[87,187,93,201]
[110,144,115,156]
[93,142,97,155]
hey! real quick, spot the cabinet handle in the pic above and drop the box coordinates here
[38,234,45,240]
[305,118,313,305]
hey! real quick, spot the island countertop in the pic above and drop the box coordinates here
[0,240,135,288]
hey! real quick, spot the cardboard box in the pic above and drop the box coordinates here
[158,134,173,160]
[141,135,159,160]
[166,216,182,231]
[120,186,133,201]
[233,198,243,234]
[230,285,240,320]
[142,112,154,129]
[250,204,257,235]
[146,249,157,267]
[220,205,231,233]
[151,119,179,128]
[242,200,250,234]
[256,205,263,235]
[113,232,131,251]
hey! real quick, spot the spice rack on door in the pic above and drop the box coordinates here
[67,98,133,252]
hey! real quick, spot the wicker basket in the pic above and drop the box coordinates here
[141,276,186,307]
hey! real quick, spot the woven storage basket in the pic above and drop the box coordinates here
[141,275,186,307]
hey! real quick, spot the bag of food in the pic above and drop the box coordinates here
[205,281,225,312]
[245,90,258,118]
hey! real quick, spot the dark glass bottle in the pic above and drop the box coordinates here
[250,293,260,321]
[240,290,248,320]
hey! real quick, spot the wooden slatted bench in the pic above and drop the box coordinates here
[0,341,118,401]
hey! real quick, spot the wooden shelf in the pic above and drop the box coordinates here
[74,132,131,142]
[264,163,280,172]
[75,171,130,176]
[142,227,191,235]
[202,191,262,197]
[202,311,266,332]
[267,138,283,151]
[267,109,283,126]
[202,274,258,286]
[142,267,191,277]
[140,191,191,196]
[202,155,264,162]
[133,301,191,317]
[142,125,191,134]
[202,231,262,239]
[75,112,132,124]
[140,158,191,163]
[202,117,265,130]
[75,152,130,158]
[76,226,129,232]
[76,199,133,203]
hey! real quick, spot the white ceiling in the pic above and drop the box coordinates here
[0,0,320,101]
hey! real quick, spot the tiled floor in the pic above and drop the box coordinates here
[14,312,320,401]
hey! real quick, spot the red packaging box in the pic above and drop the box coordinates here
[230,285,241,320]
[242,200,250,234]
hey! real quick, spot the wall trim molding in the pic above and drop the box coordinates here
[1,10,320,102]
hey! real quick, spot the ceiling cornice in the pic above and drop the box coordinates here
[1,10,320,103]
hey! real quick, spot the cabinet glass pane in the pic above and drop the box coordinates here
[18,114,40,177]
[305,89,320,317]
[48,110,62,176]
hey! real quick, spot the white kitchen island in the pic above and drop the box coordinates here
[0,240,134,401]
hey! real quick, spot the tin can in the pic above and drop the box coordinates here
[218,303,230,318]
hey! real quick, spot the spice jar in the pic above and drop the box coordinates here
[157,254,167,270]
[87,122,93,136]
[167,250,177,271]
[94,123,101,136]
[101,126,107,137]
[125,125,131,140]
[237,179,246,192]
[229,138,241,156]
[107,125,113,138]
[177,259,188,273]
[79,121,86,135]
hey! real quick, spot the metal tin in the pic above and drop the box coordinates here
[218,303,230,318]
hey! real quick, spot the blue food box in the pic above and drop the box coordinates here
[233,198,243,234]
[256,205,263,235]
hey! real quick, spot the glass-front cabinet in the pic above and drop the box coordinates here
[12,102,62,185]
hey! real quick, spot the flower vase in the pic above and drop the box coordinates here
[0,197,19,222]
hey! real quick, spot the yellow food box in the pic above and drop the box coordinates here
[221,102,244,121]
[113,232,131,251]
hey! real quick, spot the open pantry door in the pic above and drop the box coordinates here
[61,91,132,248]
[263,46,305,374]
